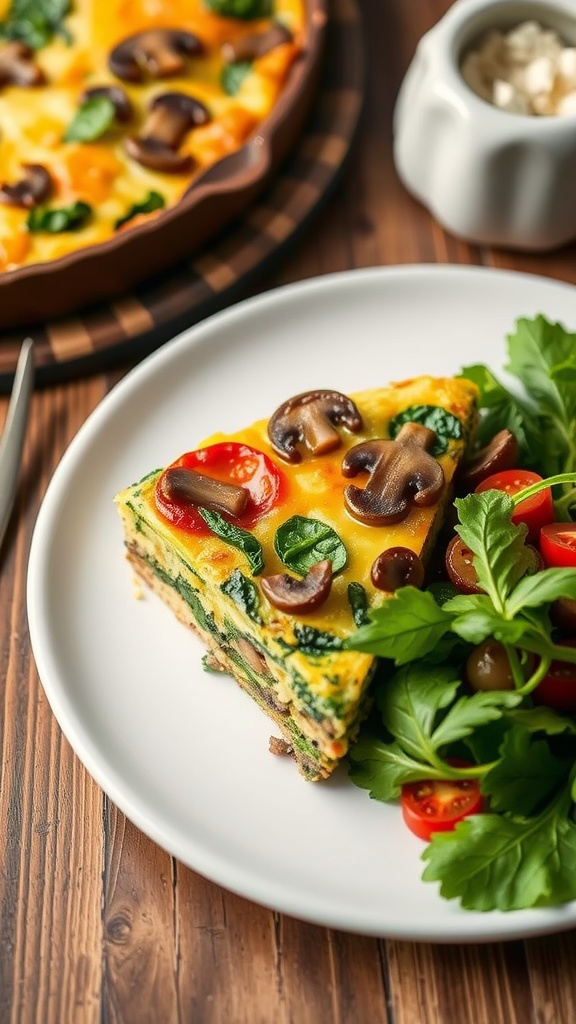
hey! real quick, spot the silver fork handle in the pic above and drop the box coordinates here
[0,338,35,552]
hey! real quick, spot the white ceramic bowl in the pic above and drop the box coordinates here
[393,0,576,250]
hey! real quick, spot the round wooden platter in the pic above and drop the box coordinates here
[0,0,365,392]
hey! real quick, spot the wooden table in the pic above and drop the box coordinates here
[3,1,576,1021]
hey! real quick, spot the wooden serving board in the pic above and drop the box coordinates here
[0,0,364,392]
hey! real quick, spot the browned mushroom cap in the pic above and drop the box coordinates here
[160,466,248,518]
[268,390,363,463]
[109,29,204,82]
[124,92,210,172]
[0,41,45,87]
[260,559,333,613]
[81,84,134,122]
[221,22,292,63]
[342,422,445,526]
[458,429,519,490]
[371,547,425,592]
[0,164,53,209]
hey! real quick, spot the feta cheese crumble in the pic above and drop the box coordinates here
[461,19,576,115]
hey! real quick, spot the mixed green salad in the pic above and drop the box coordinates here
[346,313,576,913]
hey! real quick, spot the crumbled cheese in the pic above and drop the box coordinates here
[461,20,576,115]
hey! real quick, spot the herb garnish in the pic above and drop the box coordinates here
[0,0,72,50]
[114,191,166,230]
[221,60,252,96]
[63,95,117,143]
[26,200,91,233]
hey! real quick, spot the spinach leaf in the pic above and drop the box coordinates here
[388,404,463,455]
[274,515,347,575]
[203,0,271,19]
[63,96,116,143]
[199,508,264,575]
[292,624,342,656]
[114,190,166,230]
[26,200,91,233]
[221,60,252,96]
[0,0,71,49]
[347,581,369,626]
[221,568,262,623]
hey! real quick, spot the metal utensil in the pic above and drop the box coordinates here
[0,338,35,552]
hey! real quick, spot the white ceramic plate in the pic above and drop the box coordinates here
[27,265,576,943]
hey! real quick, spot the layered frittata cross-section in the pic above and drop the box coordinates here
[115,376,478,780]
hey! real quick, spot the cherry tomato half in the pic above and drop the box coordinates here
[155,442,284,534]
[401,773,483,841]
[533,639,576,713]
[475,469,554,542]
[540,522,576,568]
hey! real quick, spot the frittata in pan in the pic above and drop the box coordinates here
[0,0,304,272]
[115,376,479,780]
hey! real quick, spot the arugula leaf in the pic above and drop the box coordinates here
[376,663,461,762]
[221,568,261,623]
[454,491,533,611]
[506,566,576,616]
[444,593,529,646]
[422,779,576,911]
[0,0,71,49]
[481,725,571,815]
[114,190,166,230]
[274,515,347,575]
[348,734,440,799]
[343,587,454,664]
[63,96,116,143]
[458,363,536,457]
[508,706,576,736]
[198,508,264,575]
[26,200,91,233]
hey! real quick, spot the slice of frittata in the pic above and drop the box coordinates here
[115,376,478,780]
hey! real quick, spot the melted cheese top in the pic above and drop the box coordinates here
[0,0,304,271]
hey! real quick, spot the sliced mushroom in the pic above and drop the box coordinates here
[236,636,270,675]
[81,84,133,122]
[0,164,52,209]
[342,422,445,526]
[268,390,363,463]
[458,428,519,489]
[160,466,248,518]
[260,559,332,613]
[371,547,425,592]
[109,29,204,83]
[221,22,292,63]
[0,41,45,87]
[125,92,210,172]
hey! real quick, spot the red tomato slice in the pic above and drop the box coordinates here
[540,523,576,568]
[475,469,554,542]
[401,773,483,842]
[155,442,284,534]
[533,640,576,713]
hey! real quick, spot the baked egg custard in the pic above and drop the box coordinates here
[115,376,479,781]
[0,0,304,272]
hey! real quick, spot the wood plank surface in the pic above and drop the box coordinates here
[2,1,576,1022]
